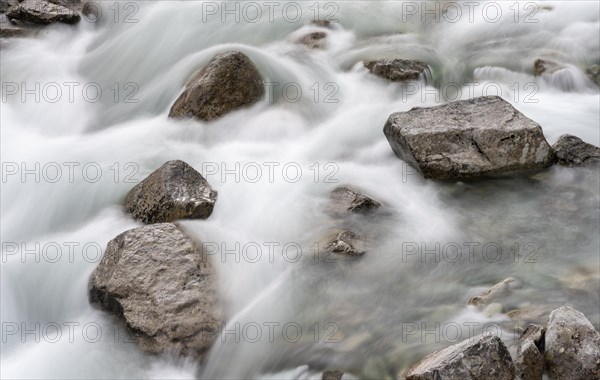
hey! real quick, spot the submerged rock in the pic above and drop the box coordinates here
[552,134,600,167]
[124,160,217,224]
[515,325,545,380]
[364,58,429,82]
[297,31,327,49]
[88,223,222,359]
[468,277,521,307]
[169,51,265,121]
[325,231,365,257]
[533,59,565,76]
[544,306,600,379]
[383,96,555,180]
[322,370,344,380]
[405,333,515,379]
[330,185,381,214]
[586,64,600,87]
[7,0,80,24]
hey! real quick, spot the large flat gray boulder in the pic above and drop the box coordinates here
[124,160,217,224]
[383,96,555,180]
[169,51,264,122]
[544,306,600,379]
[405,334,515,380]
[89,223,222,359]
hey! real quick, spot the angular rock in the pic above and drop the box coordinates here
[552,134,600,167]
[383,96,555,180]
[7,0,80,24]
[544,306,600,380]
[124,160,217,224]
[325,231,365,256]
[405,333,515,380]
[330,185,381,214]
[169,51,264,122]
[468,277,521,307]
[533,59,564,76]
[364,58,429,82]
[298,31,327,49]
[88,223,222,359]
[322,370,344,380]
[515,325,545,380]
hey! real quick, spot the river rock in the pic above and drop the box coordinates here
[364,58,429,82]
[468,277,521,307]
[7,0,80,24]
[405,333,515,380]
[88,223,222,359]
[322,370,344,380]
[124,160,217,224]
[0,0,10,13]
[533,59,564,76]
[515,325,545,380]
[330,185,381,214]
[325,231,365,257]
[169,51,265,121]
[383,96,555,180]
[586,64,600,86]
[298,31,327,49]
[552,134,600,167]
[544,306,600,379]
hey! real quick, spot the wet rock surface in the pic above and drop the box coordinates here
[6,0,80,24]
[325,231,365,257]
[88,223,222,359]
[552,134,600,167]
[468,277,521,307]
[124,160,217,224]
[330,185,381,214]
[169,51,265,122]
[383,96,556,180]
[515,325,545,380]
[298,31,327,49]
[364,58,429,82]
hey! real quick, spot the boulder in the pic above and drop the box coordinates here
[533,59,564,76]
[330,185,381,214]
[124,160,217,224]
[468,278,521,307]
[552,134,600,167]
[88,223,222,359]
[322,370,344,380]
[383,96,555,180]
[298,31,327,49]
[169,51,265,121]
[544,306,600,379]
[515,325,545,380]
[405,333,515,380]
[325,231,365,257]
[7,0,80,24]
[364,58,429,82]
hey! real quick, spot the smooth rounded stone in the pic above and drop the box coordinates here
[383,96,556,180]
[88,223,222,359]
[515,325,545,380]
[586,64,600,86]
[322,370,344,380]
[7,0,80,24]
[169,51,264,122]
[297,31,327,49]
[552,134,600,167]
[544,306,600,379]
[533,59,565,76]
[325,231,365,257]
[468,278,521,307]
[124,160,217,224]
[330,185,381,214]
[404,334,516,380]
[363,58,429,82]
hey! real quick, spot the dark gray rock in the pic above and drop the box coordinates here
[364,58,429,82]
[544,306,600,380]
[169,51,264,122]
[405,334,516,380]
[586,64,600,87]
[88,223,222,359]
[330,185,381,214]
[0,0,11,13]
[533,59,564,76]
[515,325,545,380]
[325,231,365,257]
[7,0,80,24]
[383,96,555,180]
[298,31,327,49]
[552,134,600,167]
[124,160,217,224]
[322,370,344,380]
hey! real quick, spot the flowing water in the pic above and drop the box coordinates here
[1,1,599,379]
